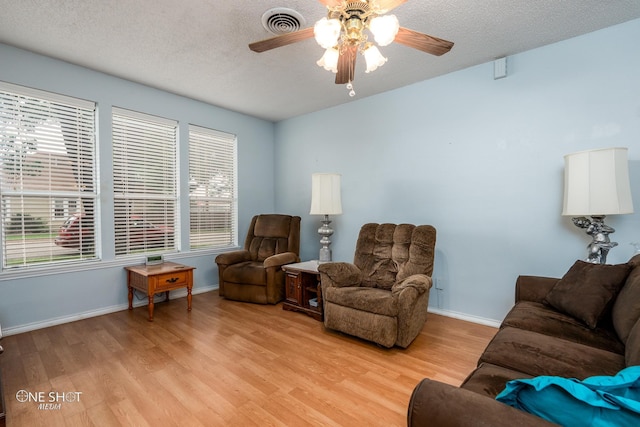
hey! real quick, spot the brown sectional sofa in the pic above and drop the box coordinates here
[408,254,640,426]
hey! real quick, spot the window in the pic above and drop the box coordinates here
[188,125,237,249]
[0,82,97,269]
[112,108,177,256]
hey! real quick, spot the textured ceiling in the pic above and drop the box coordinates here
[1,0,640,122]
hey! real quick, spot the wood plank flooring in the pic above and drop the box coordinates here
[0,292,497,426]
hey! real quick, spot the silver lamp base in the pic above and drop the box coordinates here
[318,214,334,263]
[572,215,618,264]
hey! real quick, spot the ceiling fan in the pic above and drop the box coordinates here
[249,0,454,94]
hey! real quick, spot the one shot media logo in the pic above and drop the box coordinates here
[15,389,83,410]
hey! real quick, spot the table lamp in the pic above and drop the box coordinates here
[562,147,634,264]
[310,173,342,262]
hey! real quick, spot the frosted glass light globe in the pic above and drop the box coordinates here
[369,15,399,46]
[314,18,341,49]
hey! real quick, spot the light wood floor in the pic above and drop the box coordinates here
[1,292,497,427]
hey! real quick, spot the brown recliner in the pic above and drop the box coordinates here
[215,214,301,304]
[318,223,436,348]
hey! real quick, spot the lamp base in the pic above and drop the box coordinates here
[318,214,334,263]
[571,215,618,264]
[319,247,332,263]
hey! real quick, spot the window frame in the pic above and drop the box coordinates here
[0,82,243,279]
[111,107,179,257]
[0,81,99,271]
[188,124,238,251]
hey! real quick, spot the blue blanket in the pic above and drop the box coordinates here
[496,366,640,426]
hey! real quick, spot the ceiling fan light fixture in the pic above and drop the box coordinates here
[363,44,387,73]
[369,14,399,46]
[248,1,454,92]
[317,47,339,73]
[314,17,341,49]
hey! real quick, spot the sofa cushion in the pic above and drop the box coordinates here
[612,254,640,343]
[248,237,289,262]
[544,260,631,329]
[626,318,640,366]
[253,214,292,238]
[461,363,533,398]
[353,223,436,291]
[362,258,398,290]
[222,261,266,285]
[396,225,436,282]
[323,301,397,348]
[323,286,398,317]
[501,301,624,354]
[479,327,625,380]
[355,223,398,290]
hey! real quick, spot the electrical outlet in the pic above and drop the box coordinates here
[434,277,445,309]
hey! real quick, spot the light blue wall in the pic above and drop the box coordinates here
[274,18,640,324]
[2,18,640,332]
[0,44,276,333]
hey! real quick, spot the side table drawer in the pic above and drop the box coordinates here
[281,261,323,321]
[285,272,301,304]
[155,270,190,290]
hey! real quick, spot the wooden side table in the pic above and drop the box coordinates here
[125,262,195,321]
[282,260,323,321]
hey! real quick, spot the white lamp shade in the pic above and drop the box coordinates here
[369,14,399,46]
[316,47,339,73]
[314,18,341,49]
[562,147,634,216]
[363,44,387,73]
[310,173,343,215]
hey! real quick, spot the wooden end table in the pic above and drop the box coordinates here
[125,262,195,321]
[282,260,323,321]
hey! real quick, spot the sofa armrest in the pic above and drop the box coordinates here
[264,252,299,269]
[317,262,362,288]
[394,275,432,348]
[215,250,251,266]
[515,275,560,304]
[408,379,556,427]
[392,274,432,295]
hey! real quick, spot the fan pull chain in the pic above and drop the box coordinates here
[346,44,356,97]
[346,81,355,97]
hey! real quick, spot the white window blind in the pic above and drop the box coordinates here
[112,108,178,256]
[188,125,237,249]
[0,82,97,269]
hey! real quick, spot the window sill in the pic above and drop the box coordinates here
[0,245,240,281]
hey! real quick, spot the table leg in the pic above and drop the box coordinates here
[148,295,154,321]
[187,286,192,311]
[128,286,133,310]
[165,291,170,301]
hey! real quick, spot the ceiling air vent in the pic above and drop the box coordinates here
[261,7,306,35]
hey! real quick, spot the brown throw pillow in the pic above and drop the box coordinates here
[545,260,631,329]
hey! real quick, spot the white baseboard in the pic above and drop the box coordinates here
[4,288,500,336]
[427,307,501,328]
[3,285,218,336]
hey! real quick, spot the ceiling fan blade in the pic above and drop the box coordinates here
[335,45,357,84]
[394,27,454,56]
[318,0,342,7]
[249,27,315,53]
[376,0,408,13]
